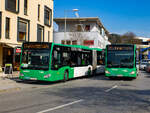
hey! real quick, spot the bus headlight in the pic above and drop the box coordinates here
[44,74,51,78]
[130,71,135,75]
[105,71,110,74]
[20,73,24,77]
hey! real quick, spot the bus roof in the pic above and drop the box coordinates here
[53,43,103,51]
[107,44,135,46]
[22,42,103,51]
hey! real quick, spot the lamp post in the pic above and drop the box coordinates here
[64,9,79,39]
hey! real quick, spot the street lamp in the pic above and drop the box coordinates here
[64,9,79,39]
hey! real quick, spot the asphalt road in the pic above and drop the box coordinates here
[0,71,150,113]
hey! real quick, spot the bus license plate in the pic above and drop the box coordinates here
[117,75,123,77]
[30,78,37,80]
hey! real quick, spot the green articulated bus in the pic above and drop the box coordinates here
[105,44,138,79]
[19,42,105,82]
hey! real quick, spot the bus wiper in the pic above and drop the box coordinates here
[120,63,133,68]
[113,64,120,67]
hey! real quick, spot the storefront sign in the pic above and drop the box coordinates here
[16,48,21,53]
[84,40,94,46]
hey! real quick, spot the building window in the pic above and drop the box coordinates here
[100,28,102,35]
[0,12,2,39]
[85,25,90,32]
[77,25,82,32]
[17,17,30,42]
[61,40,65,44]
[24,0,27,15]
[38,4,40,21]
[66,40,71,45]
[72,40,77,45]
[5,17,10,39]
[5,0,19,13]
[44,6,52,27]
[37,24,44,42]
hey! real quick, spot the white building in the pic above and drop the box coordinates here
[136,37,150,42]
[54,17,110,49]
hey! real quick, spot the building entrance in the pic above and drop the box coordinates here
[3,47,13,67]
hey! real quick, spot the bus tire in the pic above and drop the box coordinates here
[63,70,69,82]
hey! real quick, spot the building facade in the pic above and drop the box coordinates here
[54,17,110,49]
[135,37,150,60]
[0,0,53,70]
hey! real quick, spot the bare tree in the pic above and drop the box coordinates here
[109,33,122,44]
[109,32,140,44]
[121,32,136,44]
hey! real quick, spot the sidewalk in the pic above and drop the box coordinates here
[0,71,21,93]
[0,71,53,93]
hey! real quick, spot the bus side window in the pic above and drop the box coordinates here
[82,50,92,66]
[70,50,77,67]
[61,47,71,66]
[77,52,82,66]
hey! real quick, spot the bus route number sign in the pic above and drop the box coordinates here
[23,44,49,49]
[108,46,133,51]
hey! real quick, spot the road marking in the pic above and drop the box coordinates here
[37,99,83,113]
[105,85,118,92]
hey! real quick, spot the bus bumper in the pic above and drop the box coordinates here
[105,69,137,78]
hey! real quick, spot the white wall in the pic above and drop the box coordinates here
[57,21,99,32]
[54,19,110,49]
[54,32,109,49]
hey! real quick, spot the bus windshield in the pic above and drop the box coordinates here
[21,49,50,70]
[107,50,134,68]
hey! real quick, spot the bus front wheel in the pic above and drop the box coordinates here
[63,71,69,82]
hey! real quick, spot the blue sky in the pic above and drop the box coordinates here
[54,0,150,37]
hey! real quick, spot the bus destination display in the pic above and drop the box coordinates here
[23,43,50,49]
[108,45,133,51]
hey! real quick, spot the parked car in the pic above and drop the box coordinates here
[136,61,139,70]
[145,63,150,73]
[139,62,148,70]
[139,59,150,70]
[142,59,150,63]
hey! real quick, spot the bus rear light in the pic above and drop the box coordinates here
[20,73,24,77]
[105,71,110,74]
[44,74,51,78]
[130,71,135,75]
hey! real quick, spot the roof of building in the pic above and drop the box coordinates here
[54,17,109,35]
[136,37,150,42]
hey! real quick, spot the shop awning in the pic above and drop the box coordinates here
[5,43,21,48]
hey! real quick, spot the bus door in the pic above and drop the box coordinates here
[73,49,92,77]
[96,50,105,74]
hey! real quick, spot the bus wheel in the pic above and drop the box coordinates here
[63,71,69,82]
